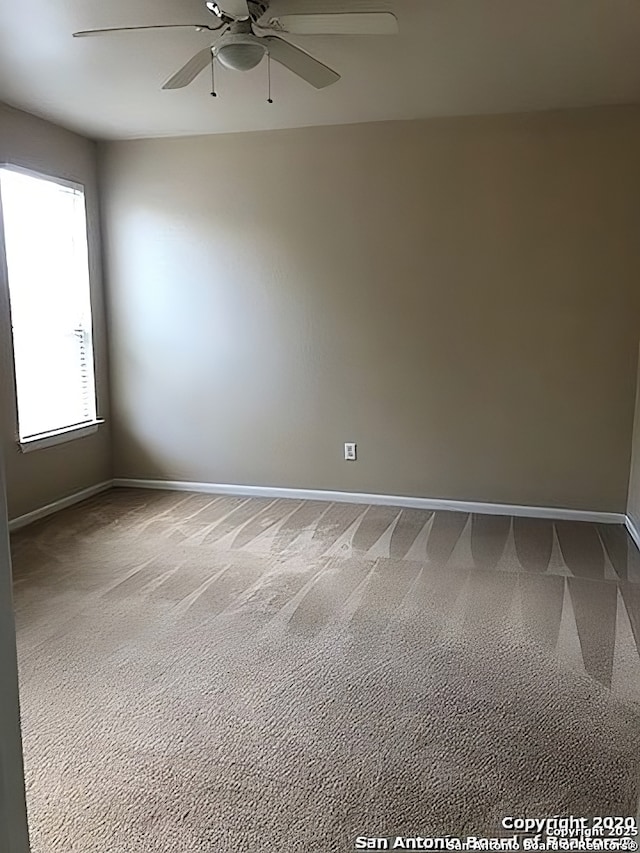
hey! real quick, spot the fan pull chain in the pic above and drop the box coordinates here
[210,54,217,98]
[267,53,273,104]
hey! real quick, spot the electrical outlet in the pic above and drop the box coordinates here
[344,442,357,461]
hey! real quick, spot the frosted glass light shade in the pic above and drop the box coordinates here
[216,42,266,71]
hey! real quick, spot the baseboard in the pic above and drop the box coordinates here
[626,515,640,552]
[8,481,113,532]
[111,477,626,525]
[7,476,631,533]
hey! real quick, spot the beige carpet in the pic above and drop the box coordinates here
[11,488,640,852]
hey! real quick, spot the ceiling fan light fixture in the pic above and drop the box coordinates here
[214,36,266,71]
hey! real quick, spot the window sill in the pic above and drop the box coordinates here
[18,420,104,453]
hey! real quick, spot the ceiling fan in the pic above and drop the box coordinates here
[72,0,398,92]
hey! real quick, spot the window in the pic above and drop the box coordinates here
[0,166,101,450]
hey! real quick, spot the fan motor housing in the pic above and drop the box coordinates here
[214,33,267,71]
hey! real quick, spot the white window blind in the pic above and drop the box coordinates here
[0,166,97,442]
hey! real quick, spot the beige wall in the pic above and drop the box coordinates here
[100,107,640,513]
[628,346,640,530]
[0,103,111,520]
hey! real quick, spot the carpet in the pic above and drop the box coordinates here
[11,488,640,852]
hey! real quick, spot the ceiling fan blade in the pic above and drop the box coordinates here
[265,12,398,35]
[162,46,215,89]
[263,36,339,89]
[73,24,222,38]
[218,0,250,17]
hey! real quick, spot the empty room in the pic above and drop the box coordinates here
[1,1,640,851]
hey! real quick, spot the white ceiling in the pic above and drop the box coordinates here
[1,0,640,140]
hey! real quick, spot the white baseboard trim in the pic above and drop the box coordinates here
[8,481,113,532]
[7,476,635,536]
[625,515,640,552]
[112,477,626,525]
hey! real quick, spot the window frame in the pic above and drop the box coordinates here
[0,162,103,453]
